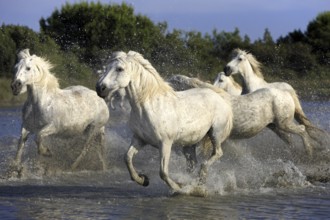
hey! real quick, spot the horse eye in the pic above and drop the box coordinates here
[26,67,31,71]
[238,57,243,61]
[116,67,123,72]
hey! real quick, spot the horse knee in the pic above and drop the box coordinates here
[159,170,167,181]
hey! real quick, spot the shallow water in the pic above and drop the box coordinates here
[0,101,329,219]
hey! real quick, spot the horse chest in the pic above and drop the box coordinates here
[129,108,173,146]
[22,104,49,132]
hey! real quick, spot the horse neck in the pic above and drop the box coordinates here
[27,73,59,104]
[240,63,267,92]
[127,65,175,108]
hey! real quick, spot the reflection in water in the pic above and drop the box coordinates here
[0,101,329,219]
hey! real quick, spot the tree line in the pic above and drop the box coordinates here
[0,2,329,88]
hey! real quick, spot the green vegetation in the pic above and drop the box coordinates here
[0,2,329,106]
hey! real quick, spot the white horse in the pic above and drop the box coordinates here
[10,49,109,176]
[213,72,242,95]
[168,75,314,158]
[96,51,233,193]
[223,49,323,140]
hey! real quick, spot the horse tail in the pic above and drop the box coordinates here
[223,105,234,141]
[290,90,311,126]
[290,90,325,140]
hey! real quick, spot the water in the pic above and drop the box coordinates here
[0,101,329,219]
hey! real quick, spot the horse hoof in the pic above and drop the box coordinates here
[139,173,149,187]
[6,166,23,179]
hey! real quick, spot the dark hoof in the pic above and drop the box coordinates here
[139,173,149,187]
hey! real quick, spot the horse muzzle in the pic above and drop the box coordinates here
[96,83,108,98]
[223,66,232,76]
[11,80,23,96]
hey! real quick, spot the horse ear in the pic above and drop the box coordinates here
[110,51,127,60]
[128,51,140,57]
[17,49,31,60]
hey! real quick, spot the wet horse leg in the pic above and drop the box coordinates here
[279,121,313,157]
[199,132,223,185]
[159,141,182,191]
[96,127,107,170]
[183,145,197,173]
[125,136,149,186]
[267,124,293,147]
[14,127,29,166]
[9,127,30,177]
[71,124,96,170]
[36,124,56,156]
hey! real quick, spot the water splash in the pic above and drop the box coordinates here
[0,101,329,196]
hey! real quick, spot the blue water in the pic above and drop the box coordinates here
[0,101,329,219]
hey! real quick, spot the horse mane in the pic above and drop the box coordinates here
[125,51,175,103]
[234,48,264,79]
[18,49,60,91]
[33,56,59,91]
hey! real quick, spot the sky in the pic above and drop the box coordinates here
[0,0,329,41]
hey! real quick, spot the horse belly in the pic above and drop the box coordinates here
[231,105,273,139]
[59,90,109,129]
[174,124,210,146]
[174,93,217,145]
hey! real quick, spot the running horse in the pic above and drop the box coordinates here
[96,51,233,193]
[168,75,315,158]
[223,48,324,143]
[10,49,109,176]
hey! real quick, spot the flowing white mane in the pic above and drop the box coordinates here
[113,51,175,103]
[235,49,264,79]
[18,49,59,91]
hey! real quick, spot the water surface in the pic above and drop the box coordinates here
[0,101,329,219]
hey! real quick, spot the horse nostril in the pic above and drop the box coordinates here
[11,80,22,88]
[97,84,106,92]
[96,84,107,97]
[223,66,231,76]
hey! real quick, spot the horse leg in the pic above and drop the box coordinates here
[71,124,96,170]
[96,127,107,170]
[125,136,149,186]
[183,144,197,173]
[8,127,30,177]
[199,133,223,185]
[14,127,29,165]
[36,124,56,156]
[267,124,293,147]
[278,121,313,158]
[159,141,182,191]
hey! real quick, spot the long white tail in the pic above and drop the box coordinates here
[290,90,325,141]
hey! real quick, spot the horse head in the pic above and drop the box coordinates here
[11,49,54,95]
[223,49,249,76]
[224,49,264,80]
[96,51,130,98]
[11,49,35,95]
[213,72,229,88]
